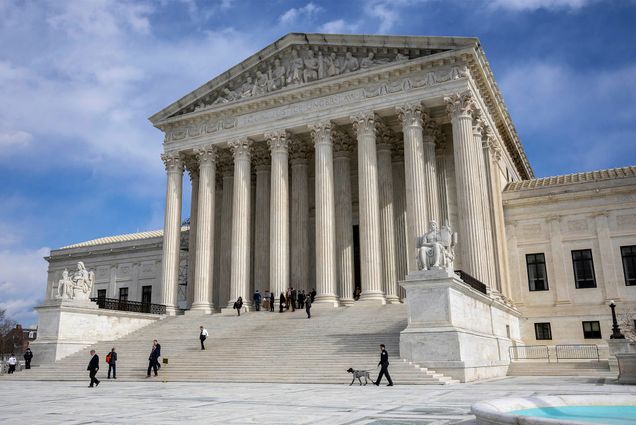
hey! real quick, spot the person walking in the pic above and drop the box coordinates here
[374,344,393,386]
[23,348,33,370]
[147,340,160,377]
[305,296,312,319]
[199,326,208,350]
[106,347,117,379]
[279,292,285,313]
[298,290,304,309]
[290,287,297,311]
[233,297,243,316]
[7,354,17,374]
[270,292,275,312]
[310,288,316,303]
[87,349,100,387]
[253,290,262,311]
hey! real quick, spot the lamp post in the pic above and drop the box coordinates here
[609,300,625,339]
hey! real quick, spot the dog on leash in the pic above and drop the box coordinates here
[347,367,375,386]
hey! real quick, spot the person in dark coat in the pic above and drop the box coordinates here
[233,297,243,316]
[270,292,275,312]
[23,348,33,369]
[147,340,160,377]
[305,296,312,319]
[290,287,297,311]
[87,349,100,387]
[310,288,316,303]
[107,347,117,379]
[298,290,305,309]
[279,292,285,313]
[253,290,262,311]
[374,344,393,386]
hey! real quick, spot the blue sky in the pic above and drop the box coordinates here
[1,0,635,325]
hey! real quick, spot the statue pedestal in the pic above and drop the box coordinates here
[399,270,522,382]
[31,299,162,365]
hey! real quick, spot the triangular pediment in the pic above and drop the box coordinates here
[149,33,478,125]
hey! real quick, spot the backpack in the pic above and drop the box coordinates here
[105,353,112,364]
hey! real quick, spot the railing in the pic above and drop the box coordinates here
[90,297,166,315]
[454,270,488,295]
[508,345,550,362]
[555,344,600,362]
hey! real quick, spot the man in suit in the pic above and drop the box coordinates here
[147,339,161,377]
[375,344,393,386]
[87,349,100,387]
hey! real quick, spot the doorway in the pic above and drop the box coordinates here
[353,225,361,300]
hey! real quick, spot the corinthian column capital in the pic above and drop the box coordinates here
[309,120,333,145]
[333,129,354,157]
[228,138,252,160]
[350,111,377,137]
[396,102,423,128]
[251,143,271,171]
[184,155,199,180]
[422,113,440,144]
[194,144,217,166]
[161,151,184,173]
[289,137,311,163]
[265,130,290,153]
[444,91,474,118]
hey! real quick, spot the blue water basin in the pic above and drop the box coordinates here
[512,406,636,425]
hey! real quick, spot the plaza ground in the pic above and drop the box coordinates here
[2,376,634,424]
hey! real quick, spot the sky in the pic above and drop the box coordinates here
[1,0,635,326]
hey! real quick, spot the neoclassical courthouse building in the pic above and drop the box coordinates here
[43,34,636,350]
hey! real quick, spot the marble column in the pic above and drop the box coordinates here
[444,92,488,283]
[290,138,310,293]
[473,111,497,289]
[228,138,252,308]
[266,130,290,301]
[309,121,338,306]
[421,113,440,225]
[160,152,184,315]
[252,145,271,294]
[397,103,428,272]
[376,124,399,304]
[190,145,217,314]
[333,130,355,305]
[351,111,385,303]
[185,157,199,309]
[391,142,408,299]
[435,141,450,226]
[218,151,234,308]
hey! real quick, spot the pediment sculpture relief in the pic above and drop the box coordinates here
[182,46,445,116]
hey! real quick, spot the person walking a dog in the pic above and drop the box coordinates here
[375,344,393,386]
[199,326,208,350]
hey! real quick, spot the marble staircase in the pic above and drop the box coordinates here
[4,304,458,385]
[507,360,615,377]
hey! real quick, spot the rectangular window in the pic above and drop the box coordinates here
[582,321,602,339]
[142,286,152,304]
[119,287,129,302]
[534,323,552,340]
[97,289,106,300]
[572,249,596,288]
[526,253,549,291]
[622,245,636,286]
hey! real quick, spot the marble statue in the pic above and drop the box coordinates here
[360,52,388,69]
[287,49,304,85]
[268,58,286,91]
[303,50,319,83]
[325,52,340,77]
[239,76,255,98]
[340,51,360,73]
[212,87,239,104]
[416,220,457,272]
[56,262,95,301]
[252,71,269,96]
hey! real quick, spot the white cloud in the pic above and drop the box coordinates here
[489,0,598,11]
[0,247,49,325]
[318,19,360,34]
[279,2,322,25]
[368,2,398,33]
[0,131,32,153]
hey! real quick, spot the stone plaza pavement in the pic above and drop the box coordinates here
[1,376,635,424]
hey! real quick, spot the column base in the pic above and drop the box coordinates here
[385,295,401,304]
[164,305,180,316]
[185,303,214,315]
[339,298,355,306]
[313,294,339,307]
[358,291,386,304]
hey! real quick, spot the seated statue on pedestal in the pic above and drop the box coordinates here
[56,262,95,301]
[416,220,457,272]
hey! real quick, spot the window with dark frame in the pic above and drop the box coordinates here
[119,287,129,302]
[572,249,597,288]
[97,289,106,300]
[622,245,636,286]
[142,285,152,304]
[582,321,602,339]
[526,253,549,291]
[534,322,552,340]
